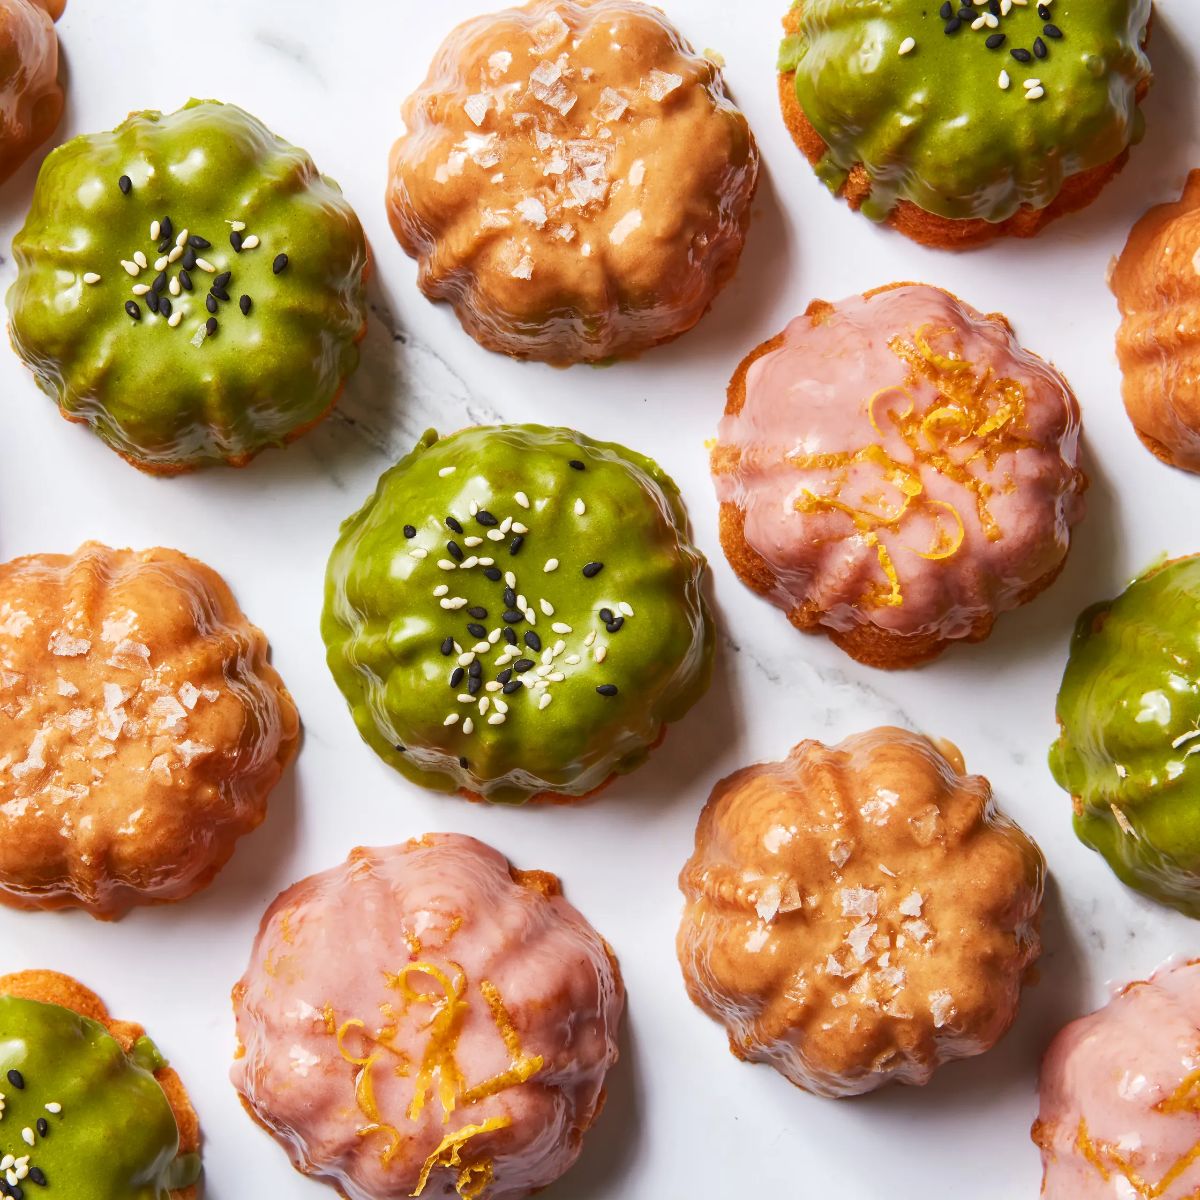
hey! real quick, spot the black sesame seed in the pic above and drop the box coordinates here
[213,270,232,290]
[211,287,230,303]
[36,1118,47,1137]
[158,237,172,255]
[230,229,244,252]
[273,252,289,274]
[458,756,469,769]
[152,270,167,293]
[502,626,518,645]
[440,636,454,655]
[404,524,418,539]
[125,300,141,321]
[239,294,252,315]
[1033,36,1047,57]
[598,607,614,623]
[1037,2,1050,15]
[957,5,974,16]
[466,622,487,639]
[160,216,174,241]
[205,316,218,336]
[179,269,194,292]
[467,676,482,696]
[190,235,210,249]
[939,0,952,16]
[988,0,1000,15]
[1010,46,1033,61]
[7,1069,24,1089]
[118,174,132,195]
[509,535,524,555]
[502,609,524,623]
[1044,22,1062,38]
[467,606,487,619]
[582,561,604,578]
[943,15,962,32]
[146,290,161,315]
[447,540,464,562]
[483,567,503,582]
[497,668,514,685]
[11,1185,23,1199]
[606,616,625,633]
[468,660,482,677]
[27,1169,45,1186]
[568,459,585,471]
[596,684,619,697]
[475,510,498,527]
[502,680,523,695]
[182,247,198,270]
[158,296,172,319]
[503,587,517,606]
[514,658,535,673]
[446,516,464,533]
[206,294,219,314]
[524,631,542,651]
[450,666,465,688]
[986,31,1005,48]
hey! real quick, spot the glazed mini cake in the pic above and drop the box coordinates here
[677,727,1045,1098]
[323,424,712,803]
[1050,556,1200,918]
[0,0,63,183]
[778,0,1153,247]
[0,542,299,918]
[8,99,369,473]
[388,0,760,364]
[232,835,623,1200]
[0,969,201,1197]
[1113,171,1200,473]
[712,283,1087,668]
[1034,959,1200,1198]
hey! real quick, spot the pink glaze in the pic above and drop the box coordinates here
[231,835,623,1200]
[1035,959,1200,1198]
[715,284,1085,641]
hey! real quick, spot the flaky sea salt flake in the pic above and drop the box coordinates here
[644,69,684,101]
[463,93,493,127]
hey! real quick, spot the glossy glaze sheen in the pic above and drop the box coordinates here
[713,284,1085,653]
[1113,170,1200,473]
[0,0,62,182]
[0,542,299,918]
[1050,557,1200,918]
[388,0,759,364]
[678,727,1044,1097]
[0,994,199,1197]
[322,425,712,804]
[1034,959,1200,1198]
[7,99,369,473]
[780,0,1151,223]
[231,835,624,1200]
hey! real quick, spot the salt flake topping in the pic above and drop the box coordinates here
[645,69,684,101]
[48,630,91,657]
[529,60,578,116]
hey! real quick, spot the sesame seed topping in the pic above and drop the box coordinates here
[544,558,559,572]
[898,36,916,55]
[125,300,141,321]
[273,252,289,274]
[569,459,585,471]
[118,175,132,195]
[582,561,604,578]
[120,260,139,277]
[133,251,148,269]
[194,258,216,274]
[82,272,102,285]
[439,466,456,477]
[6,1074,22,1091]
[515,491,530,508]
[242,234,261,250]
[574,499,586,515]
[596,684,619,697]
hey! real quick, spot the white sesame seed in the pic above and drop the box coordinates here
[463,718,474,734]
[133,251,148,269]
[434,584,449,597]
[473,641,489,654]
[82,272,101,284]
[131,283,150,295]
[618,601,634,617]
[464,536,483,547]
[516,593,527,610]
[971,14,986,28]
[552,639,565,657]
[540,598,555,615]
[438,597,457,609]
[167,311,183,328]
[898,36,916,55]
[150,220,161,240]
[594,645,607,662]
[242,234,261,250]
[458,694,473,704]
[999,69,1011,89]
[574,499,586,515]
[565,654,581,665]
[539,693,553,710]
[488,713,506,725]
[488,629,501,644]
[541,650,553,666]
[0,1158,11,1172]
[444,713,460,726]
[461,556,479,569]
[523,608,536,624]
[479,697,490,714]
[500,516,513,534]
[410,548,428,559]
[487,529,505,541]
[457,652,475,666]
[1024,77,1042,89]
[20,1129,32,1147]
[505,572,516,587]
[121,260,140,276]
[548,671,565,682]
[478,557,495,567]
[486,681,502,693]
[1001,0,1012,12]
[984,12,998,26]
[511,522,529,535]
[194,257,216,273]
[438,560,457,571]
[176,228,189,247]
[515,491,530,508]
[552,622,572,634]
[44,1104,60,1115]
[169,276,181,296]
[154,255,169,271]
[168,245,183,263]
[468,500,479,515]
[1026,85,1045,100]
[544,558,559,573]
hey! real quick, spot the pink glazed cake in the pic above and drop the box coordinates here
[231,834,623,1200]
[711,283,1087,668]
[1034,958,1200,1198]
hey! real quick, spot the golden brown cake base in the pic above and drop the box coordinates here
[0,970,200,1200]
[776,9,1149,250]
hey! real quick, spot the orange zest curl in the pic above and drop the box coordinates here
[411,1117,512,1199]
[1072,1115,1200,1198]
[790,322,1032,607]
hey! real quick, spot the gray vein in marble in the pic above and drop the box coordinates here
[253,30,328,85]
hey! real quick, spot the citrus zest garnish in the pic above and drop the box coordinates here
[903,500,965,561]
[1073,1114,1200,1197]
[411,1116,511,1198]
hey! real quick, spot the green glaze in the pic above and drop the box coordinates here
[781,0,1151,223]
[0,996,200,1196]
[1050,557,1200,918]
[322,425,713,804]
[8,98,368,472]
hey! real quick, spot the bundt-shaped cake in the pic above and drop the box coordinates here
[8,98,369,473]
[1113,170,1200,473]
[0,969,201,1198]
[778,0,1153,247]
[712,283,1087,668]
[1034,958,1200,1198]
[322,424,712,804]
[1050,556,1200,918]
[0,0,63,183]
[232,835,624,1200]
[677,727,1045,1098]
[387,0,759,364]
[0,542,299,918]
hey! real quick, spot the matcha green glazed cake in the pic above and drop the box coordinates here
[7,98,369,473]
[0,971,201,1197]
[323,425,713,804]
[1050,557,1200,917]
[779,0,1152,247]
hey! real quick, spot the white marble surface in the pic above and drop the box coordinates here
[0,1,1198,1196]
